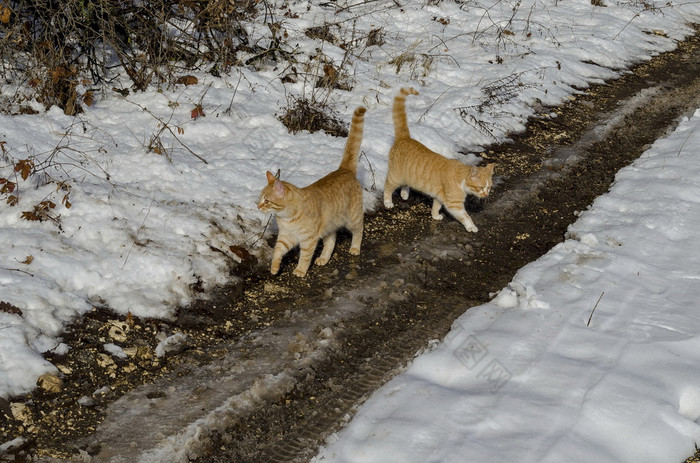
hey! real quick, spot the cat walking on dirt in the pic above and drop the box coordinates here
[384,88,495,232]
[258,107,366,277]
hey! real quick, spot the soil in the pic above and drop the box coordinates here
[2,28,700,463]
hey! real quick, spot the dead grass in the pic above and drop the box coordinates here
[278,97,349,138]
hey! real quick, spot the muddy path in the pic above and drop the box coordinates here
[3,29,700,463]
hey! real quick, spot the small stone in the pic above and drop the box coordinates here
[122,346,139,358]
[123,363,137,373]
[56,364,73,375]
[10,402,33,425]
[94,385,111,395]
[108,320,130,342]
[96,353,116,369]
[78,395,96,407]
[155,332,187,358]
[37,373,63,393]
[135,345,153,360]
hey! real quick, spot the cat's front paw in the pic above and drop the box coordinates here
[400,187,410,200]
[465,223,479,233]
[270,263,280,275]
[293,267,308,277]
[315,257,329,266]
[432,213,444,221]
[349,246,361,256]
[384,200,394,209]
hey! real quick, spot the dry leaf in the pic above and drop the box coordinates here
[83,91,94,107]
[0,301,22,315]
[191,104,205,120]
[230,245,254,263]
[112,87,130,97]
[0,6,11,24]
[21,255,33,265]
[175,75,198,86]
[323,64,337,80]
[14,159,33,181]
[0,178,16,194]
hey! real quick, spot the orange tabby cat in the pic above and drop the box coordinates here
[258,107,366,277]
[384,88,495,232]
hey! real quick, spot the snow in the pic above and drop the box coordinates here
[103,343,127,360]
[0,0,699,458]
[313,110,700,462]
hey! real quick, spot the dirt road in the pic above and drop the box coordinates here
[3,29,700,463]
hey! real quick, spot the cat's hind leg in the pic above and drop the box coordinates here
[431,198,444,220]
[294,239,317,277]
[316,233,336,266]
[383,175,399,209]
[348,217,364,256]
[400,186,410,200]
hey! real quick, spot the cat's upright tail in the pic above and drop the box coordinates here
[393,87,419,140]
[339,106,367,174]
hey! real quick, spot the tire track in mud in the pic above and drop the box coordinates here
[197,30,700,463]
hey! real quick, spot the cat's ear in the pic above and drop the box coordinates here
[266,171,277,184]
[272,179,286,198]
[485,163,496,173]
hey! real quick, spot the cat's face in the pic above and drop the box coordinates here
[463,163,495,198]
[258,171,287,213]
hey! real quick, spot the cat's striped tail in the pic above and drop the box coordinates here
[393,87,419,140]
[339,106,367,174]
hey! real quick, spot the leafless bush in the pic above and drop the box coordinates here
[454,71,539,139]
[0,118,119,227]
[467,0,562,59]
[278,95,349,137]
[277,18,380,137]
[0,0,272,113]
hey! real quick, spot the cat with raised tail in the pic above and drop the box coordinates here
[384,87,495,232]
[258,107,366,277]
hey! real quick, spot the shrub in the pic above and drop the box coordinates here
[0,0,269,113]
